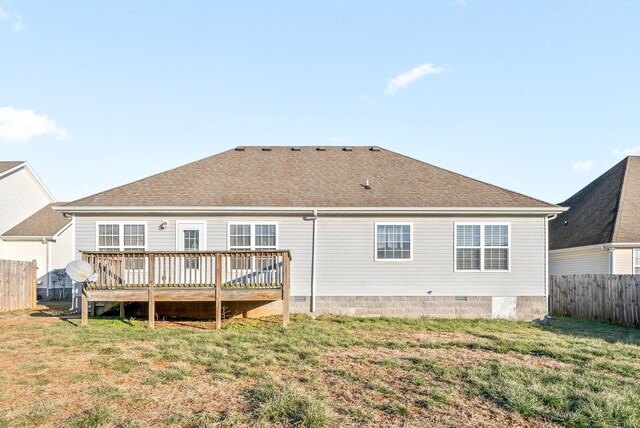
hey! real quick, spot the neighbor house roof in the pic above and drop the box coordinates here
[1,203,71,239]
[550,156,640,250]
[61,146,560,212]
[0,161,24,175]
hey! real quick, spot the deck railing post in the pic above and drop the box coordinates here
[81,289,88,326]
[282,252,290,328]
[148,255,155,330]
[215,253,222,330]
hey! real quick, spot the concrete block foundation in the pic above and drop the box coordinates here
[126,296,547,321]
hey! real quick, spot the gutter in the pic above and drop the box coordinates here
[0,236,55,242]
[54,205,568,215]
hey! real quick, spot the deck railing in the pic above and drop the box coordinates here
[80,250,292,330]
[82,250,291,290]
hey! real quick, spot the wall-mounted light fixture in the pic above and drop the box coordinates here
[159,220,168,230]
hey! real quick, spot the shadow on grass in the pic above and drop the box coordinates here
[540,317,640,345]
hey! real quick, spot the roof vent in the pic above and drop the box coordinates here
[291,147,302,151]
[316,146,326,151]
[369,146,380,151]
[235,146,245,151]
[262,147,272,151]
[362,179,372,190]
[342,146,353,151]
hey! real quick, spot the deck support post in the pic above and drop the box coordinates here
[119,302,125,319]
[215,254,222,330]
[282,254,291,328]
[81,290,88,326]
[148,255,155,330]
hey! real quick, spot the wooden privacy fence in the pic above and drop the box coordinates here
[0,259,37,312]
[550,274,640,327]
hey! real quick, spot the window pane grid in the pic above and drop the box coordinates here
[229,224,252,249]
[255,224,277,248]
[376,224,411,260]
[456,224,509,271]
[97,224,145,269]
[457,248,480,270]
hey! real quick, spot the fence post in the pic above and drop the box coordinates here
[31,259,37,308]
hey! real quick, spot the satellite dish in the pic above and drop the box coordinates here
[66,260,96,283]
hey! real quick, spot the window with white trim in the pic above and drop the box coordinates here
[97,223,146,268]
[228,223,278,269]
[633,249,640,274]
[98,224,120,252]
[455,224,509,271]
[375,224,412,260]
[228,223,277,250]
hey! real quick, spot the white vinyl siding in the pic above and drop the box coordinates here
[614,248,634,274]
[315,216,543,296]
[75,215,546,298]
[549,248,609,275]
[0,166,53,235]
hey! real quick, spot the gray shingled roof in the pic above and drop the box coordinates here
[0,161,24,175]
[550,156,640,250]
[63,146,559,210]
[1,203,71,238]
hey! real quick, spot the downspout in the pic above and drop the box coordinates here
[607,247,615,275]
[310,209,318,313]
[46,240,52,300]
[545,214,557,312]
[70,215,77,310]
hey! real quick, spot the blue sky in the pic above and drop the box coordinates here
[1,1,639,204]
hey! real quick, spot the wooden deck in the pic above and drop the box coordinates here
[81,250,291,329]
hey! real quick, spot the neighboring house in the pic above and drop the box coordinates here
[0,161,73,299]
[1,204,73,299]
[57,146,564,320]
[550,156,640,275]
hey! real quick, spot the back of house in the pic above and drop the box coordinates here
[57,146,563,320]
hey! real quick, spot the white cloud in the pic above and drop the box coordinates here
[385,63,444,95]
[572,160,593,172]
[0,107,69,144]
[613,146,640,156]
[0,7,25,32]
[12,14,23,32]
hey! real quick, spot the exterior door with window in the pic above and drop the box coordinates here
[177,223,205,284]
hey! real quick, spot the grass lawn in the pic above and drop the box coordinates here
[0,306,639,428]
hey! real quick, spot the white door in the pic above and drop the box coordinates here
[177,223,205,284]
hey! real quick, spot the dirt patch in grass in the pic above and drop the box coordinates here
[320,346,561,427]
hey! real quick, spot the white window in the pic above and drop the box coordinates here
[97,222,146,269]
[97,224,120,252]
[228,223,278,271]
[455,223,509,271]
[228,223,278,250]
[634,249,640,274]
[375,223,412,261]
[97,223,146,252]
